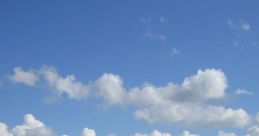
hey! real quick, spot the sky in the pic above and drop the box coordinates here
[0,0,259,136]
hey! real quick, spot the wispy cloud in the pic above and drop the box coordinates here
[140,18,152,24]
[171,48,181,56]
[160,16,168,24]
[145,31,166,42]
[227,19,251,32]
[235,88,254,95]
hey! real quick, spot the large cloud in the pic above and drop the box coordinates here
[0,114,55,136]
[8,67,251,128]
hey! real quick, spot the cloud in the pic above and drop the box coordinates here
[132,130,171,136]
[93,73,126,105]
[182,131,199,136]
[145,31,166,42]
[247,126,259,136]
[107,134,117,136]
[218,131,236,136]
[132,130,199,136]
[81,128,96,136]
[160,16,168,24]
[41,67,89,100]
[9,67,38,86]
[235,89,254,95]
[0,114,55,136]
[256,112,259,123]
[9,66,251,128]
[227,19,251,32]
[171,48,180,56]
[0,123,13,136]
[135,104,249,128]
[140,18,152,24]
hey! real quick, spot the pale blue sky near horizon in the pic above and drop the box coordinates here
[0,0,259,136]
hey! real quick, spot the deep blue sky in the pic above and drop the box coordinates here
[1,0,259,136]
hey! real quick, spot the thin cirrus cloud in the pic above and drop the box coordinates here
[235,89,254,95]
[8,66,251,128]
[227,19,251,32]
[145,31,166,42]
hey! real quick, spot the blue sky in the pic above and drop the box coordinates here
[1,0,259,136]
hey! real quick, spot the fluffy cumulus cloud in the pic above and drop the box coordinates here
[9,67,38,86]
[132,130,171,136]
[218,131,236,136]
[246,126,259,136]
[40,67,89,99]
[9,67,251,128]
[0,123,13,136]
[81,128,96,136]
[0,114,55,136]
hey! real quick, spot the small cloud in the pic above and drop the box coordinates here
[108,134,117,136]
[235,88,254,95]
[145,31,166,42]
[81,128,96,136]
[140,18,151,24]
[9,67,38,86]
[227,19,251,32]
[160,16,168,24]
[172,48,181,56]
[240,21,251,31]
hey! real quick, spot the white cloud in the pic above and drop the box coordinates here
[140,18,152,24]
[81,128,96,136]
[182,131,199,136]
[218,131,236,136]
[145,32,166,42]
[0,114,55,136]
[172,48,180,56]
[227,19,251,32]
[93,73,126,105]
[0,123,13,136]
[247,126,259,136]
[9,67,38,86]
[132,130,171,136]
[135,104,250,128]
[41,67,89,100]
[10,66,251,128]
[107,134,117,136]
[235,89,254,95]
[160,16,168,24]
[241,21,251,31]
